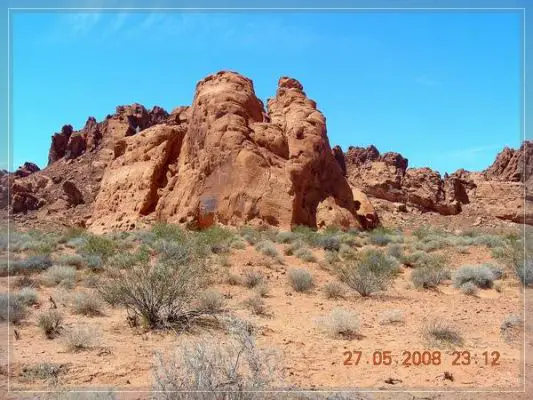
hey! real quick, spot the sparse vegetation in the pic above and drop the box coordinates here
[0,293,27,324]
[197,289,225,313]
[21,362,65,384]
[339,249,399,297]
[288,268,314,292]
[243,270,263,289]
[294,247,316,263]
[226,273,242,286]
[460,282,477,296]
[410,254,450,289]
[72,292,104,316]
[38,310,63,339]
[323,281,345,299]
[58,254,86,268]
[153,317,279,397]
[319,308,360,339]
[41,265,77,289]
[16,287,38,306]
[453,264,495,289]
[378,309,405,325]
[255,240,281,260]
[98,261,202,329]
[243,295,267,316]
[63,326,98,352]
[423,319,463,347]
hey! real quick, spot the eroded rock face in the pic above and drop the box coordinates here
[345,144,532,224]
[484,141,533,186]
[89,72,363,231]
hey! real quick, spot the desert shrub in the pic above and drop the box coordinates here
[284,240,304,256]
[473,234,506,248]
[66,236,87,249]
[153,317,279,397]
[243,270,263,289]
[488,264,505,280]
[500,313,523,342]
[243,295,267,315]
[230,238,247,250]
[319,235,341,252]
[38,310,63,339]
[453,264,495,289]
[400,250,428,267]
[197,289,225,313]
[324,250,340,264]
[72,292,103,316]
[108,246,150,270]
[255,283,269,298]
[58,254,85,268]
[0,293,27,324]
[501,314,522,332]
[292,225,321,247]
[423,319,463,347]
[276,231,299,244]
[386,243,403,259]
[152,222,186,242]
[339,244,358,260]
[226,273,241,286]
[11,255,53,274]
[368,230,393,246]
[339,249,399,297]
[98,261,202,329]
[62,326,98,352]
[13,275,38,289]
[78,234,117,261]
[323,281,345,299]
[318,308,360,339]
[288,268,314,292]
[41,265,77,289]
[255,240,281,260]
[86,255,104,271]
[153,240,190,266]
[21,362,65,384]
[411,260,451,289]
[460,282,477,296]
[378,309,405,325]
[239,226,262,245]
[294,247,316,263]
[16,287,38,306]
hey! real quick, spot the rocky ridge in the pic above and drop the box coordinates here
[2,71,530,231]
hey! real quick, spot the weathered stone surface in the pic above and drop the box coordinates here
[62,180,84,206]
[316,196,358,230]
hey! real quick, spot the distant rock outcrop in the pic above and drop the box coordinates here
[345,144,532,224]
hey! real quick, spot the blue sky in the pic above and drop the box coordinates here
[11,10,522,174]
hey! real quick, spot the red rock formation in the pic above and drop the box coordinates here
[89,71,363,232]
[484,141,532,185]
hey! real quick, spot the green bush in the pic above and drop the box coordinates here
[86,255,104,271]
[339,249,399,297]
[79,234,117,261]
[460,282,477,296]
[386,243,403,259]
[98,262,202,329]
[153,240,190,267]
[11,255,53,274]
[288,268,314,292]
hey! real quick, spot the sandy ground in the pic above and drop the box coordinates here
[0,237,530,399]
